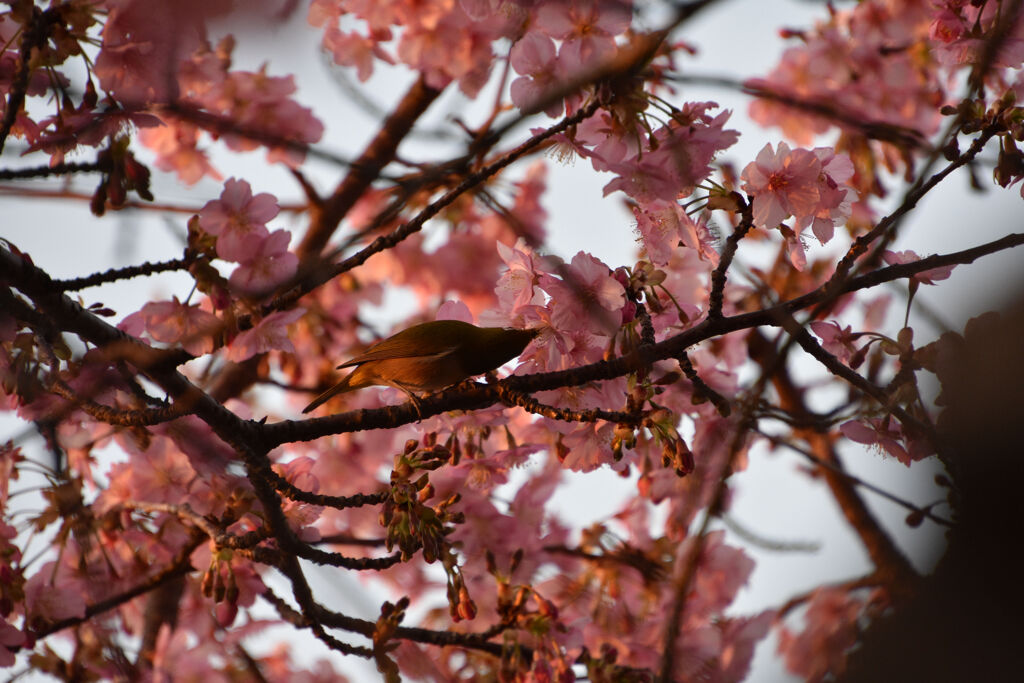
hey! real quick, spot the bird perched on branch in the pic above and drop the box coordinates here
[302,320,538,414]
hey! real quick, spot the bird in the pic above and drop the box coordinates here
[302,319,538,414]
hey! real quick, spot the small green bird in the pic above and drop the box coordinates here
[302,320,538,414]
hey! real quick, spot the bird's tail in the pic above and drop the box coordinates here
[301,372,355,414]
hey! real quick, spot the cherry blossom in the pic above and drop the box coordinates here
[199,178,280,262]
[540,251,626,337]
[120,297,221,356]
[227,309,306,362]
[778,588,867,683]
[229,229,299,296]
[741,142,855,267]
[810,320,862,365]
[510,32,566,117]
[535,0,632,71]
[0,620,22,668]
[882,249,955,286]
[602,104,739,203]
[139,119,222,184]
[840,416,933,466]
[23,566,87,625]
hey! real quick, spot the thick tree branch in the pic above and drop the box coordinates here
[298,76,443,257]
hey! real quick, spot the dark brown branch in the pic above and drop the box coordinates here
[260,587,375,659]
[760,331,920,599]
[0,161,106,179]
[56,253,197,291]
[298,76,443,257]
[828,121,1001,291]
[496,383,642,424]
[676,351,731,417]
[707,203,753,319]
[49,379,185,426]
[322,99,602,281]
[245,543,403,573]
[262,574,515,660]
[268,469,391,510]
[0,8,58,155]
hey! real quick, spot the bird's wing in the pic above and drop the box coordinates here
[337,331,459,368]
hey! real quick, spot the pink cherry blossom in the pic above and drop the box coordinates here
[632,200,720,267]
[510,32,565,117]
[840,417,933,466]
[121,297,220,356]
[97,436,199,510]
[741,142,824,229]
[227,309,305,362]
[741,142,855,267]
[199,178,279,262]
[535,0,632,71]
[778,587,865,682]
[139,118,222,185]
[229,229,299,296]
[575,110,645,170]
[810,320,861,365]
[0,619,22,667]
[435,299,475,324]
[747,1,945,149]
[882,250,955,285]
[603,105,739,203]
[6,2,1018,680]
[494,241,548,313]
[24,565,87,623]
[803,148,856,244]
[95,0,211,104]
[541,251,626,337]
[323,29,394,82]
[395,4,500,97]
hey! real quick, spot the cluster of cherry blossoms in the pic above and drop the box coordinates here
[741,142,856,269]
[1,0,1023,680]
